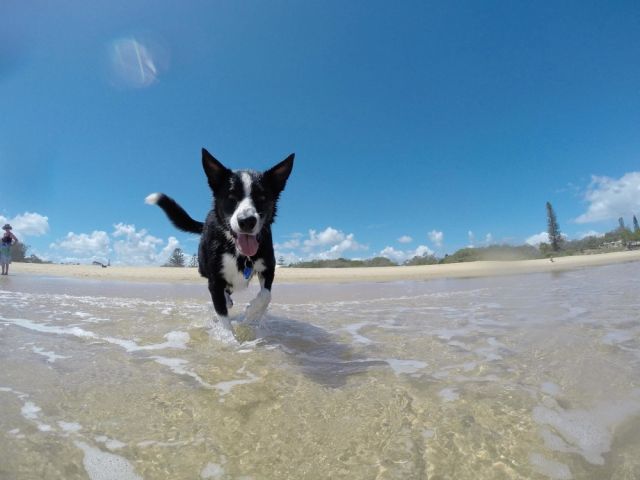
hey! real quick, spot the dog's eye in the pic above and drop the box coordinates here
[256,195,267,203]
[222,197,238,213]
[225,195,240,207]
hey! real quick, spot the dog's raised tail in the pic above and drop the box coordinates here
[145,193,204,234]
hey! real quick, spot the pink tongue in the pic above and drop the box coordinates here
[237,234,259,257]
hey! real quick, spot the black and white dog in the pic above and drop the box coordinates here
[146,148,294,333]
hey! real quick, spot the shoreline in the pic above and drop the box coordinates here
[8,250,640,284]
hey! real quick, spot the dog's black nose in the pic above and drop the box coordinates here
[238,216,257,232]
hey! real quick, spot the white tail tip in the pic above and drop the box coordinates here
[145,193,161,205]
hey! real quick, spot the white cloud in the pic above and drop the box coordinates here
[49,231,111,262]
[526,232,549,246]
[0,212,49,238]
[276,226,367,262]
[578,230,604,239]
[428,230,443,247]
[304,227,345,248]
[112,223,179,266]
[276,232,303,250]
[397,235,413,244]
[379,247,406,264]
[526,231,568,246]
[575,172,640,223]
[316,233,366,260]
[467,231,494,247]
[275,238,301,250]
[413,245,433,257]
[274,251,301,266]
[379,244,433,264]
[49,224,180,265]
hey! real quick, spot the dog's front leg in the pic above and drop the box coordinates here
[208,278,233,333]
[244,269,273,323]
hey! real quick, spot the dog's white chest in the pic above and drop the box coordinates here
[221,253,265,290]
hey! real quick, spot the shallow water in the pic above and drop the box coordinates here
[1,263,640,479]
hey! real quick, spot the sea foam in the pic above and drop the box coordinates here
[75,441,142,480]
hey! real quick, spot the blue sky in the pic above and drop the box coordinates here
[2,1,640,265]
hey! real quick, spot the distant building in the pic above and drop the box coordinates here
[601,240,624,248]
[627,241,640,250]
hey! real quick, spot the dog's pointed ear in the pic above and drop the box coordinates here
[265,153,294,193]
[202,148,230,192]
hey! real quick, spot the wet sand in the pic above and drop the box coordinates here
[11,250,640,284]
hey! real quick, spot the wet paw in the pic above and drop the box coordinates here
[244,289,271,323]
[208,315,236,343]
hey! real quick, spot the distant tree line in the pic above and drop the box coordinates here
[539,202,640,257]
[162,248,199,268]
[291,257,396,268]
[11,202,640,269]
[287,245,545,268]
[10,242,48,263]
[439,245,542,263]
[288,203,640,268]
[163,248,186,267]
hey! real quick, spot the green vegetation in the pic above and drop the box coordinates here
[546,201,563,252]
[164,247,186,267]
[404,254,440,266]
[540,217,640,257]
[11,242,48,263]
[288,209,640,268]
[290,257,396,268]
[288,246,545,268]
[440,245,542,264]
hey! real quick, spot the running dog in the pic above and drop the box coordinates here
[146,148,294,332]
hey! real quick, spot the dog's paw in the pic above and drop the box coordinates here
[233,323,258,343]
[244,288,271,323]
[208,315,236,343]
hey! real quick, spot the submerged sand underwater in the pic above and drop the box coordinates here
[1,263,640,479]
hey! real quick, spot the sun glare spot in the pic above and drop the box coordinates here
[108,37,166,89]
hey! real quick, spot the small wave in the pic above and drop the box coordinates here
[213,371,260,397]
[74,441,142,480]
[532,393,640,465]
[1,315,190,353]
[149,355,214,389]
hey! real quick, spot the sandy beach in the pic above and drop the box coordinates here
[10,249,640,283]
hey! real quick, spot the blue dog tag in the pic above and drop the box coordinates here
[243,266,253,279]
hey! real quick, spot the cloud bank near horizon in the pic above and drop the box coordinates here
[275,227,442,265]
[576,171,640,224]
[48,223,179,265]
[9,168,640,267]
[275,227,368,264]
[0,212,49,238]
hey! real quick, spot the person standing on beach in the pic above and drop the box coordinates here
[1,224,18,275]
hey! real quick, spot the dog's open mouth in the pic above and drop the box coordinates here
[236,233,260,257]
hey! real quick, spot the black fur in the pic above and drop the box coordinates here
[153,194,204,234]
[148,148,294,319]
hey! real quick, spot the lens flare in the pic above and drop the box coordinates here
[108,37,167,89]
